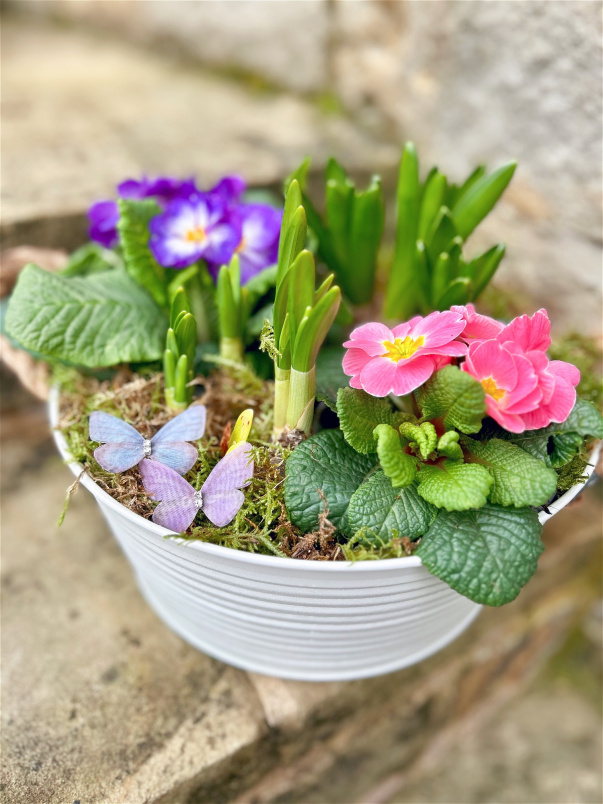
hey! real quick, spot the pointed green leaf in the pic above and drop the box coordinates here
[163,348,176,388]
[435,277,473,310]
[417,460,492,511]
[471,243,506,299]
[431,252,450,307]
[451,161,516,240]
[346,177,385,304]
[417,365,486,434]
[347,471,437,545]
[287,250,315,344]
[291,286,341,372]
[418,169,447,241]
[416,504,544,606]
[426,206,458,266]
[174,312,197,371]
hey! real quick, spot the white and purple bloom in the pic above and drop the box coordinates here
[149,195,241,270]
[87,174,246,249]
[206,204,282,283]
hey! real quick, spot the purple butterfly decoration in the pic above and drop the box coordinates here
[139,443,254,530]
[89,406,206,475]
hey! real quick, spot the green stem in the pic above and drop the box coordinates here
[286,366,316,435]
[273,364,291,438]
[220,336,244,364]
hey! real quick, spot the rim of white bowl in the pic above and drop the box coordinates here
[48,386,601,573]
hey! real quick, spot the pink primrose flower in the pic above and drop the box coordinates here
[462,309,579,432]
[451,304,504,342]
[342,311,467,397]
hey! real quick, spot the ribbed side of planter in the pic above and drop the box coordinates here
[49,389,599,681]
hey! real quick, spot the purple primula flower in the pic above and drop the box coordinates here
[149,195,241,270]
[210,175,246,207]
[207,204,282,284]
[117,176,199,204]
[88,200,120,248]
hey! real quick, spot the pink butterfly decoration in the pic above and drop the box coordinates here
[89,405,206,475]
[139,442,254,531]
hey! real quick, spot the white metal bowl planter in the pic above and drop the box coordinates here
[49,389,600,682]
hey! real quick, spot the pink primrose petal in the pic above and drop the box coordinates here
[518,408,551,431]
[504,384,542,414]
[342,348,373,377]
[348,322,393,343]
[349,374,363,389]
[465,340,518,389]
[390,322,412,339]
[505,353,539,401]
[486,399,526,433]
[419,341,468,358]
[358,357,399,397]
[391,356,436,396]
[410,311,466,347]
[548,360,580,387]
[497,308,551,353]
[432,355,453,370]
[542,376,577,424]
[342,338,388,357]
[452,304,504,342]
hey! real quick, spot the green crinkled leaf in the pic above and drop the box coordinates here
[373,423,417,488]
[417,365,486,434]
[550,432,584,468]
[284,429,379,533]
[315,346,349,411]
[337,388,406,453]
[5,264,167,367]
[437,430,463,460]
[553,398,603,440]
[347,470,437,546]
[117,198,167,308]
[463,437,558,507]
[417,460,492,511]
[416,504,544,606]
[400,421,438,460]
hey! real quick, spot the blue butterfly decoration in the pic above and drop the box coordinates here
[89,405,207,475]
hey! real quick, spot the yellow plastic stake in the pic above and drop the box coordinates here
[227,409,254,451]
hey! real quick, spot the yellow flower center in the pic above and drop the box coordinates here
[382,335,425,362]
[481,377,505,401]
[185,226,206,243]
[235,237,247,253]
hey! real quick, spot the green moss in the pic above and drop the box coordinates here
[555,452,589,493]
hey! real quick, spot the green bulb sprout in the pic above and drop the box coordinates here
[163,286,197,409]
[217,255,248,364]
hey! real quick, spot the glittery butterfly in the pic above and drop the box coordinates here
[139,442,254,530]
[89,406,207,475]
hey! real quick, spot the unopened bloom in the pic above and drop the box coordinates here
[452,304,504,342]
[206,204,282,284]
[343,311,467,397]
[149,195,240,269]
[88,200,120,248]
[462,309,580,433]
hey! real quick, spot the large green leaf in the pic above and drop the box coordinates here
[117,198,167,308]
[462,437,557,507]
[284,429,378,533]
[5,264,166,367]
[416,504,544,606]
[347,470,437,546]
[417,460,492,511]
[417,365,486,434]
[337,388,407,453]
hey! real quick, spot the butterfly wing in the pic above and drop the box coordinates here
[94,443,145,473]
[151,499,199,532]
[89,411,145,472]
[152,405,207,444]
[150,442,198,475]
[201,489,245,528]
[201,443,254,496]
[89,411,143,445]
[139,458,195,501]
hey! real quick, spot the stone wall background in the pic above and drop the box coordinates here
[3,0,602,333]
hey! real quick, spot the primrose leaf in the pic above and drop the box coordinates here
[117,198,167,308]
[284,429,378,533]
[416,504,544,606]
[417,365,486,434]
[417,460,492,511]
[5,264,166,367]
[373,423,417,488]
[347,470,437,546]
[437,431,463,460]
[462,437,557,507]
[337,388,407,453]
[399,421,438,460]
[555,398,603,440]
